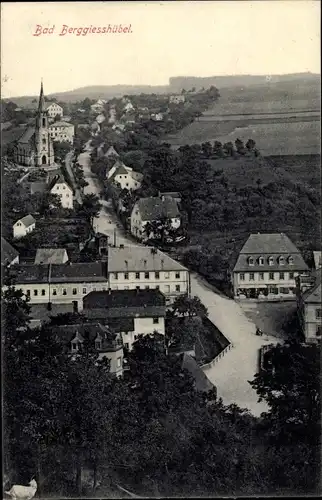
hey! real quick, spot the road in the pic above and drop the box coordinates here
[77,141,277,417]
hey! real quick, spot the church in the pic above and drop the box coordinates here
[13,81,55,167]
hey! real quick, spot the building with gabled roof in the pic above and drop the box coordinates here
[107,245,189,304]
[34,248,69,265]
[13,214,36,239]
[107,160,143,191]
[48,172,74,209]
[104,145,119,159]
[1,237,19,266]
[233,232,309,300]
[13,81,55,167]
[130,196,181,241]
[83,289,166,350]
[49,121,75,143]
[296,271,321,343]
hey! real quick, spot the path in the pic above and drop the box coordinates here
[77,141,277,417]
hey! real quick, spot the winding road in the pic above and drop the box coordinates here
[77,141,278,417]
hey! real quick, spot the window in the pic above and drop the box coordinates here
[72,288,77,295]
[239,273,245,281]
[71,342,78,352]
[63,186,66,190]
[165,271,170,279]
[145,285,150,290]
[279,256,285,265]
[269,272,274,280]
[248,257,254,266]
[95,340,102,350]
[117,357,122,367]
[124,343,129,350]
[269,286,278,294]
[165,285,170,293]
[114,273,118,280]
[249,273,255,281]
[93,288,96,292]
[135,272,140,279]
[63,289,67,295]
[34,290,38,296]
[124,286,129,290]
[259,272,264,280]
[288,256,294,265]
[124,273,129,280]
[66,194,69,198]
[83,288,87,294]
[316,326,322,337]
[279,272,284,280]
[41,289,46,296]
[175,272,180,279]
[126,183,129,187]
[155,272,160,279]
[26,290,31,296]
[136,286,140,290]
[258,257,264,266]
[52,289,57,296]
[316,309,322,320]
[153,318,159,324]
[268,256,274,266]
[145,272,149,279]
[175,285,181,292]
[289,272,294,279]
[156,285,160,290]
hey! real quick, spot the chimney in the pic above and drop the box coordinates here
[143,259,147,268]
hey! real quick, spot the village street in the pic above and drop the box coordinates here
[77,142,278,417]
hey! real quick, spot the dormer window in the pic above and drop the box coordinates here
[268,256,274,266]
[95,340,102,350]
[71,342,79,352]
[288,256,294,265]
[279,256,285,265]
[248,257,254,266]
[258,256,264,266]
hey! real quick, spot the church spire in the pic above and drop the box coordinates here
[38,79,45,113]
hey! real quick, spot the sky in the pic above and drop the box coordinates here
[1,1,320,98]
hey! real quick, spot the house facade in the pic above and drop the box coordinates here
[46,103,64,120]
[108,161,143,191]
[107,246,189,304]
[49,121,75,143]
[83,289,166,350]
[49,174,74,209]
[130,196,181,241]
[296,272,321,344]
[233,233,309,300]
[13,215,36,239]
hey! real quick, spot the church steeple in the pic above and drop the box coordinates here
[38,79,45,114]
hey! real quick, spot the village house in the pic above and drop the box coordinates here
[4,261,109,311]
[158,191,182,205]
[34,248,69,265]
[123,101,135,113]
[107,246,189,304]
[233,232,309,300]
[169,94,185,104]
[91,121,101,135]
[13,214,36,239]
[13,82,55,167]
[112,123,126,134]
[83,289,166,350]
[104,145,119,159]
[313,251,322,270]
[296,271,321,344]
[1,237,20,266]
[90,100,106,113]
[151,112,164,121]
[107,160,143,191]
[130,196,181,241]
[95,114,106,125]
[51,323,124,377]
[49,172,74,209]
[49,121,75,143]
[46,103,64,120]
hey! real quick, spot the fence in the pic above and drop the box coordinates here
[201,342,233,371]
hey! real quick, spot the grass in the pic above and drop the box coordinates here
[240,301,298,340]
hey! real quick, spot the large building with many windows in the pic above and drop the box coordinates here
[233,233,309,300]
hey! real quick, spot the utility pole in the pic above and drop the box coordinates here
[114,228,116,247]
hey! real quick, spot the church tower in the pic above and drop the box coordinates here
[34,81,55,167]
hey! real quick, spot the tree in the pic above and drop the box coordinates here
[223,141,235,156]
[53,140,72,162]
[201,141,213,158]
[54,114,61,122]
[246,138,256,151]
[235,138,246,155]
[80,193,101,224]
[170,295,208,318]
[213,140,224,157]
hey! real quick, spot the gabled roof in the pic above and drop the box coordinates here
[313,251,322,270]
[34,248,68,265]
[181,353,215,393]
[30,182,47,195]
[49,121,73,128]
[135,196,180,221]
[83,289,165,309]
[302,275,322,304]
[1,237,19,265]
[11,262,108,284]
[48,172,73,192]
[51,323,123,351]
[107,246,187,272]
[240,233,300,254]
[16,126,35,145]
[159,191,181,200]
[104,145,119,157]
[14,214,36,228]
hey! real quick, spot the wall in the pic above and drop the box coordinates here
[13,222,35,239]
[304,303,321,343]
[99,348,123,377]
[134,316,165,336]
[47,104,63,118]
[51,183,73,209]
[49,124,74,143]
[114,172,141,191]
[234,270,300,297]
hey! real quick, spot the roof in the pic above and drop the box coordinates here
[233,233,308,272]
[104,146,119,157]
[16,126,35,145]
[302,275,322,304]
[48,172,74,191]
[14,214,36,228]
[46,102,63,109]
[12,262,108,284]
[82,313,134,332]
[49,121,73,128]
[313,251,322,270]
[181,353,215,393]
[83,289,165,309]
[34,248,68,265]
[108,246,187,273]
[135,197,180,221]
[30,182,47,195]
[1,237,19,265]
[51,323,123,351]
[159,191,182,200]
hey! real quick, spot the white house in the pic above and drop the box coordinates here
[49,121,75,143]
[49,174,74,209]
[108,160,143,191]
[123,101,135,113]
[46,103,64,119]
[233,232,309,300]
[130,196,181,241]
[13,214,36,239]
[151,113,164,121]
[107,246,189,304]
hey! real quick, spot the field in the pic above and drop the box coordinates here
[166,79,321,155]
